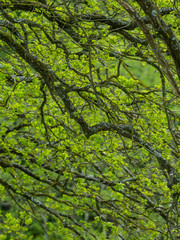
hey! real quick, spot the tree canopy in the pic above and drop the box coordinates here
[0,0,180,239]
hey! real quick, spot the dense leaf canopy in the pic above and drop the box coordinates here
[0,0,180,239]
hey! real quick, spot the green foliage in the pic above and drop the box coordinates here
[0,0,180,239]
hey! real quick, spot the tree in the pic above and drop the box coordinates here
[0,0,180,239]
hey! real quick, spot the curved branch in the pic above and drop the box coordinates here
[0,29,177,189]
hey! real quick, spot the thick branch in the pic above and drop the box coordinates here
[118,0,180,96]
[80,8,176,31]
[135,0,180,82]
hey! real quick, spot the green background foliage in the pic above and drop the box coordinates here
[0,0,180,239]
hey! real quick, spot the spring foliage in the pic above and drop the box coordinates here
[0,0,180,239]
